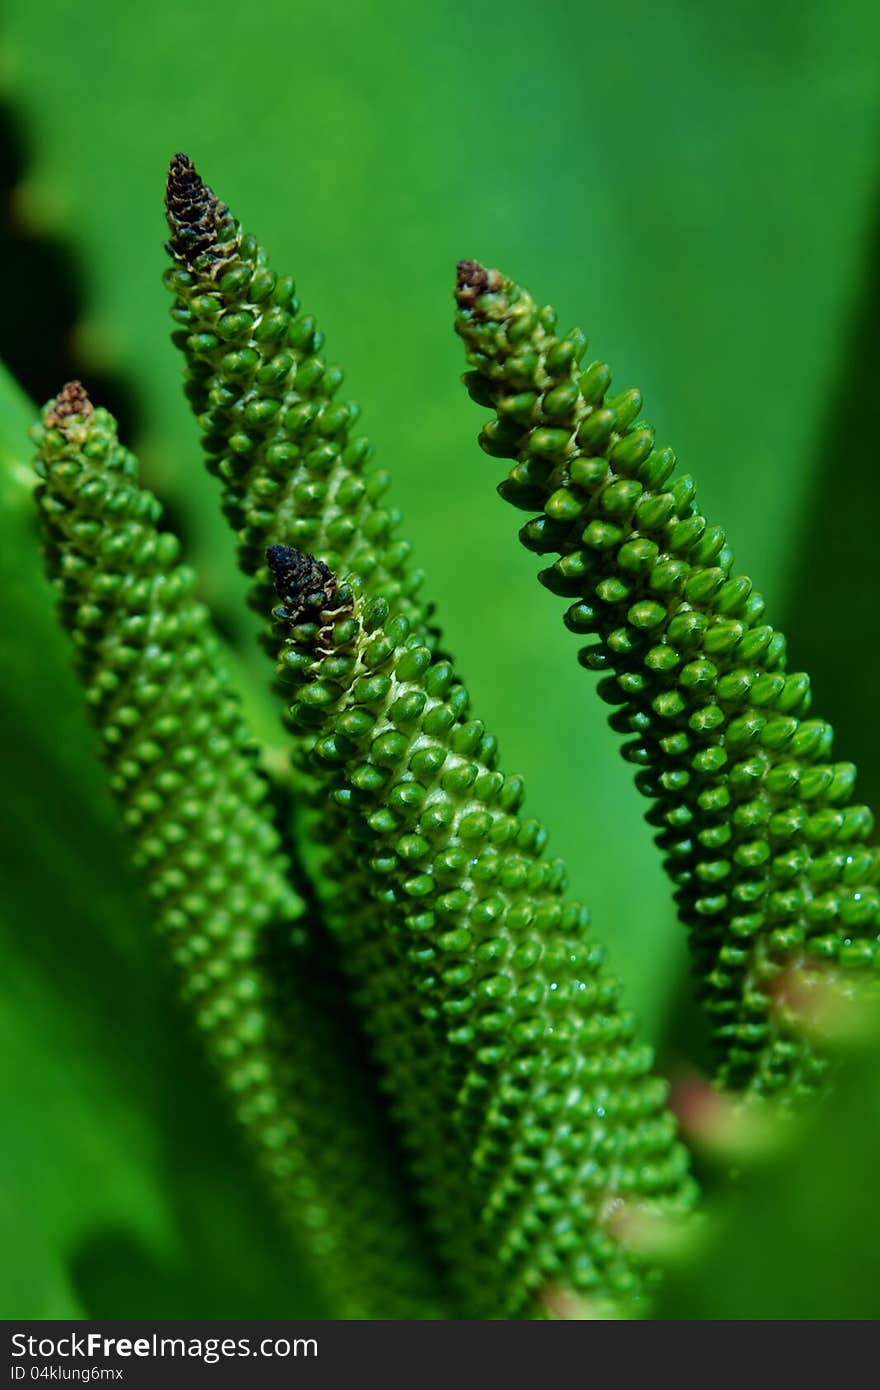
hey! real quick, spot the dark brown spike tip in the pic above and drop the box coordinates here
[455,259,503,310]
[165,151,237,272]
[165,152,203,210]
[45,381,93,430]
[266,545,342,626]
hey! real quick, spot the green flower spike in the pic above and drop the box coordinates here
[163,156,483,1307]
[163,153,427,645]
[268,542,696,1320]
[453,261,880,1098]
[31,383,445,1320]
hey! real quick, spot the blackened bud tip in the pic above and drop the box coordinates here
[164,151,237,272]
[267,546,341,625]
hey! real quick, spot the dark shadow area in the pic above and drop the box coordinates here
[0,99,137,436]
[782,189,880,810]
[655,963,714,1080]
[0,92,204,561]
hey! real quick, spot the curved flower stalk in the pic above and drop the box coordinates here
[162,156,488,1303]
[31,384,445,1319]
[453,262,880,1097]
[267,543,696,1319]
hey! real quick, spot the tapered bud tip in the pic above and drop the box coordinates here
[166,151,204,210]
[267,545,341,624]
[45,381,93,430]
[165,151,236,270]
[455,259,503,309]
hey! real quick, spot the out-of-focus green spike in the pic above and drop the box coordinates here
[454,262,880,1098]
[31,383,446,1319]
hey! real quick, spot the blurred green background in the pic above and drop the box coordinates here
[2,0,879,1319]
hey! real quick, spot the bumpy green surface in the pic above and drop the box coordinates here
[268,545,696,1318]
[163,161,695,1313]
[162,157,489,1307]
[31,386,444,1319]
[454,264,880,1097]
[163,154,426,646]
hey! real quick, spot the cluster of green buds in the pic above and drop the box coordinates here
[267,541,696,1318]
[31,383,445,1319]
[163,153,427,644]
[454,262,880,1097]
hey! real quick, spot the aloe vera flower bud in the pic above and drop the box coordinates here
[454,262,880,1097]
[31,383,445,1318]
[268,543,697,1318]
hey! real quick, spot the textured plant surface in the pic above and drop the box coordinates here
[453,262,880,1097]
[31,382,445,1319]
[267,543,696,1316]
[162,155,490,1305]
[163,154,426,641]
